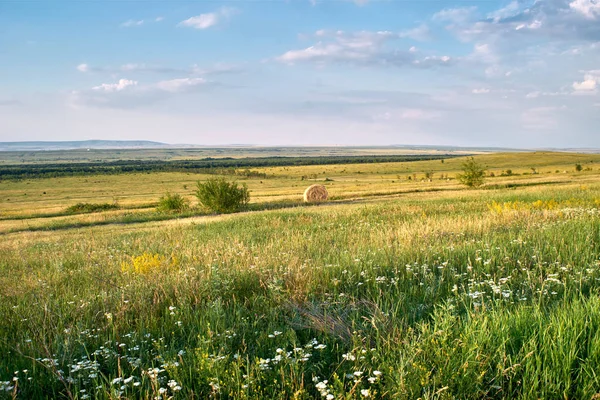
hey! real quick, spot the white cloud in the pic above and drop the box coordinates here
[74,62,242,77]
[444,0,600,43]
[573,78,597,91]
[277,30,452,68]
[92,79,138,92]
[399,24,431,41]
[156,78,206,93]
[120,19,144,28]
[373,108,441,122]
[515,20,543,31]
[472,88,490,94]
[155,16,164,22]
[572,70,600,93]
[72,76,211,109]
[179,7,238,29]
[569,0,600,19]
[180,13,217,29]
[487,1,520,22]
[432,7,477,23]
[470,43,498,64]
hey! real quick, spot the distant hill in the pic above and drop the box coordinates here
[0,140,168,151]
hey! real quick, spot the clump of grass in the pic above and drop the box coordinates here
[156,192,190,213]
[65,202,119,214]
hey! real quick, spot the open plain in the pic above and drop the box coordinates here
[2,150,600,399]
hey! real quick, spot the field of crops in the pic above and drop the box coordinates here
[2,151,600,399]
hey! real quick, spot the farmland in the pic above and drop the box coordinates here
[2,150,600,399]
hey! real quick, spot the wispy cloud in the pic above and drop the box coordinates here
[120,17,164,28]
[399,24,431,41]
[432,6,477,23]
[120,19,144,28]
[276,29,452,68]
[72,77,212,109]
[179,7,239,30]
[75,62,242,76]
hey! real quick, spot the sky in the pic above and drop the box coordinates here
[0,0,599,148]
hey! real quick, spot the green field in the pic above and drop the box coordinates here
[2,151,600,399]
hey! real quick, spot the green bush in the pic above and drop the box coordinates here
[66,202,119,214]
[457,157,486,188]
[575,163,583,172]
[196,178,250,214]
[157,192,190,213]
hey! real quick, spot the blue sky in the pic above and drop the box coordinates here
[1,0,599,147]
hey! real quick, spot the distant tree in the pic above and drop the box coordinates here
[196,177,249,214]
[457,157,486,188]
[575,163,583,172]
[424,171,434,180]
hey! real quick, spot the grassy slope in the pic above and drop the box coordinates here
[1,153,600,398]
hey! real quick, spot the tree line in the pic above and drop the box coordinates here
[0,155,459,180]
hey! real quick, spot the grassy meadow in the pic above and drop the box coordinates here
[2,151,600,399]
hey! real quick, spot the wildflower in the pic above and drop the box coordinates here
[361,389,371,397]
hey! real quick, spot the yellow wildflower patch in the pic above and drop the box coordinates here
[121,252,178,274]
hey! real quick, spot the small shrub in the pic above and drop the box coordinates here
[575,163,583,172]
[66,202,119,214]
[457,157,486,188]
[196,178,250,214]
[156,192,190,213]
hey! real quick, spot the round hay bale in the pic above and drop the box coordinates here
[303,184,328,203]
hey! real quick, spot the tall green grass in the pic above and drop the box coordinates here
[1,185,600,398]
